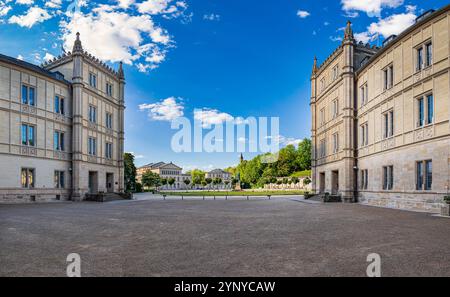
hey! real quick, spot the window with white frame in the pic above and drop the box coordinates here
[332,65,339,80]
[332,132,339,153]
[21,84,36,106]
[106,112,113,129]
[21,123,35,146]
[360,83,368,106]
[360,169,368,190]
[105,142,113,159]
[88,137,97,156]
[382,165,394,190]
[360,122,368,146]
[54,131,65,151]
[383,110,394,138]
[89,105,97,123]
[106,82,113,96]
[89,72,97,88]
[21,168,35,188]
[54,95,65,115]
[417,93,433,127]
[332,99,338,119]
[319,139,326,158]
[383,64,394,90]
[54,171,65,188]
[416,41,433,71]
[416,160,432,190]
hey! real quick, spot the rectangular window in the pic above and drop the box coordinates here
[89,105,97,123]
[54,131,65,151]
[332,100,338,119]
[89,73,97,88]
[106,112,112,129]
[360,122,368,146]
[425,42,432,67]
[105,142,113,159]
[106,83,113,96]
[417,160,432,190]
[332,66,339,80]
[332,133,339,153]
[426,94,433,125]
[383,110,394,138]
[54,96,65,115]
[21,168,35,188]
[417,47,423,71]
[320,78,325,91]
[319,139,326,157]
[360,84,368,106]
[88,137,97,156]
[54,171,65,188]
[320,108,325,125]
[417,97,424,127]
[382,165,393,190]
[21,85,36,106]
[360,169,368,190]
[21,124,35,146]
[383,65,394,90]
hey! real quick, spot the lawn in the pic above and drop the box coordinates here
[159,190,306,196]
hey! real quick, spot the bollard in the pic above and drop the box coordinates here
[163,195,166,200]
[268,195,271,200]
[203,196,205,200]
[182,195,183,200]
[225,195,227,200]
[247,196,249,200]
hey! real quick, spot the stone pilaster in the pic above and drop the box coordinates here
[71,32,85,201]
[341,21,357,202]
[117,62,125,193]
[310,56,318,193]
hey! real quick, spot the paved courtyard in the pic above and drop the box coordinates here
[1,193,449,276]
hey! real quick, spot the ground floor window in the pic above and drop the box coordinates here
[416,160,432,190]
[360,169,368,190]
[21,168,35,188]
[382,165,393,190]
[54,171,65,188]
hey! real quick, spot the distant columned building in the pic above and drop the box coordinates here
[0,33,125,202]
[136,162,191,189]
[310,6,450,212]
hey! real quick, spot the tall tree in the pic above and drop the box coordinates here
[124,153,137,193]
[296,138,312,171]
[141,170,161,189]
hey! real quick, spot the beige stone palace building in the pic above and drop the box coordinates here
[311,5,450,212]
[136,162,191,189]
[0,33,125,202]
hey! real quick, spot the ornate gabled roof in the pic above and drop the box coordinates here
[208,169,229,174]
[312,56,318,75]
[41,32,123,80]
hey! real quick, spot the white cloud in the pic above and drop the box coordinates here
[266,135,302,146]
[117,0,134,9]
[43,52,55,61]
[296,10,310,18]
[194,108,234,128]
[16,0,33,5]
[139,97,184,121]
[203,13,220,21]
[16,54,24,60]
[330,35,343,42]
[8,6,51,28]
[341,0,403,17]
[0,2,11,17]
[137,0,186,16]
[324,21,329,26]
[61,10,171,66]
[45,0,61,9]
[355,7,417,42]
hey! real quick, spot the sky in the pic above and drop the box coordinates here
[0,0,448,171]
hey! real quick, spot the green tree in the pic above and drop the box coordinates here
[124,153,137,193]
[141,170,161,189]
[183,179,190,188]
[168,177,176,187]
[205,177,213,189]
[191,169,205,186]
[291,177,299,184]
[161,178,168,187]
[296,138,312,171]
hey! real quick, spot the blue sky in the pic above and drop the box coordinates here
[0,0,448,171]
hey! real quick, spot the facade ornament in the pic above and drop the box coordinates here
[72,32,83,53]
[344,20,354,40]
